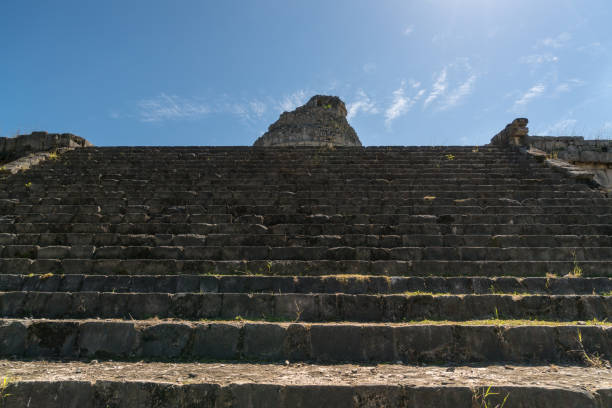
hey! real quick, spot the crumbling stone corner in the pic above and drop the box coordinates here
[0,131,93,174]
[489,118,529,147]
[1,131,92,163]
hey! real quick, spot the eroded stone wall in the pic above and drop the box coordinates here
[0,131,92,163]
[253,95,362,147]
[490,119,612,191]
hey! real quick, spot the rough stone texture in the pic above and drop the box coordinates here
[489,118,529,147]
[0,131,93,176]
[0,131,92,163]
[527,136,612,190]
[490,119,612,190]
[0,142,611,405]
[3,318,612,364]
[1,361,612,408]
[527,136,612,164]
[253,95,362,147]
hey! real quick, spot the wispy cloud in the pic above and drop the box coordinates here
[135,93,268,123]
[347,90,378,120]
[403,25,414,36]
[577,42,605,56]
[138,93,210,122]
[536,32,571,49]
[519,54,559,65]
[554,78,585,94]
[225,99,268,121]
[279,90,308,112]
[422,60,478,111]
[513,84,546,109]
[537,118,578,135]
[249,100,266,117]
[423,68,447,108]
[439,75,477,110]
[385,81,424,127]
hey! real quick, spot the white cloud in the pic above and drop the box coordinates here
[513,84,546,108]
[136,93,267,123]
[439,75,477,110]
[555,78,585,94]
[423,68,447,108]
[537,119,578,135]
[536,32,571,49]
[385,81,424,127]
[249,100,267,117]
[138,93,210,122]
[225,99,268,121]
[279,90,308,112]
[403,25,414,36]
[519,54,559,65]
[347,90,378,120]
[577,42,605,56]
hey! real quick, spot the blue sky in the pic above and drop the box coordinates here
[1,1,611,146]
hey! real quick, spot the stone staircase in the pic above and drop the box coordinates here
[0,145,611,407]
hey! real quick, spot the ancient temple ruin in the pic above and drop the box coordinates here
[0,116,610,406]
[253,95,362,147]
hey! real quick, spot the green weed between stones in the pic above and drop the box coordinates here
[472,386,509,408]
[0,376,11,406]
[575,329,609,368]
[569,250,583,277]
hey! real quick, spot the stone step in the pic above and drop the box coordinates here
[15,173,568,185]
[267,223,612,236]
[28,156,547,164]
[1,259,610,276]
[3,222,611,237]
[16,164,561,172]
[2,233,611,248]
[0,223,612,239]
[4,190,600,202]
[14,174,570,182]
[5,205,611,217]
[33,156,538,164]
[2,213,611,226]
[3,274,610,295]
[7,196,610,207]
[2,291,610,321]
[3,245,610,262]
[0,318,610,364]
[0,361,610,408]
[20,175,569,184]
[5,182,595,191]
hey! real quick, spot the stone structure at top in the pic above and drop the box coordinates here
[253,95,362,147]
